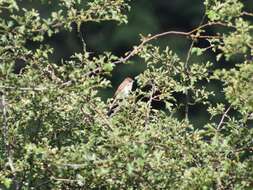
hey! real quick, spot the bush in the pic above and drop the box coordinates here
[0,0,252,189]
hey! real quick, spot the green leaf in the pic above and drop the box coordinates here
[103,63,114,72]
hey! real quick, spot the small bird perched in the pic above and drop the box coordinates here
[107,77,134,116]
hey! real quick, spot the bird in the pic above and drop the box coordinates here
[107,77,134,116]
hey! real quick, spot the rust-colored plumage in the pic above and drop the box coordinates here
[113,77,133,98]
[107,77,134,116]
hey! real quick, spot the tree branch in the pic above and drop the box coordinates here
[0,85,47,91]
[144,82,155,128]
[184,14,206,121]
[1,92,8,155]
[83,22,230,77]
[184,40,195,121]
[217,105,232,130]
[111,21,229,65]
[242,11,253,17]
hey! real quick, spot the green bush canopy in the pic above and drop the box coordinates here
[0,0,253,189]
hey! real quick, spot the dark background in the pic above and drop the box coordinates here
[47,0,205,94]
[20,0,253,126]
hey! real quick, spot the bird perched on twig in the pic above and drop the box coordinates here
[107,77,134,116]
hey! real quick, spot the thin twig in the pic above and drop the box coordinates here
[184,40,195,121]
[83,22,230,77]
[0,85,47,91]
[184,15,206,121]
[88,101,113,130]
[217,105,232,130]
[57,163,86,168]
[1,93,20,189]
[34,180,51,189]
[0,92,20,189]
[144,83,155,128]
[78,23,87,53]
[1,92,8,155]
[51,176,84,183]
[242,11,253,17]
[7,156,20,190]
[83,67,102,78]
[111,21,229,65]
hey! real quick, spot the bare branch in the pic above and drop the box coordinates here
[51,176,84,183]
[184,40,195,121]
[144,82,155,128]
[83,22,230,77]
[0,85,47,91]
[88,100,113,130]
[1,92,8,155]
[242,11,253,17]
[111,21,229,65]
[217,105,232,130]
[184,14,206,121]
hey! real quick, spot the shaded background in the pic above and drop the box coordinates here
[22,0,253,126]
[47,0,205,94]
[43,0,205,84]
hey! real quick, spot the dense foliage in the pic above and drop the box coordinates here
[0,0,252,189]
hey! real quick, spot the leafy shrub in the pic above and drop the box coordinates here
[0,0,252,189]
